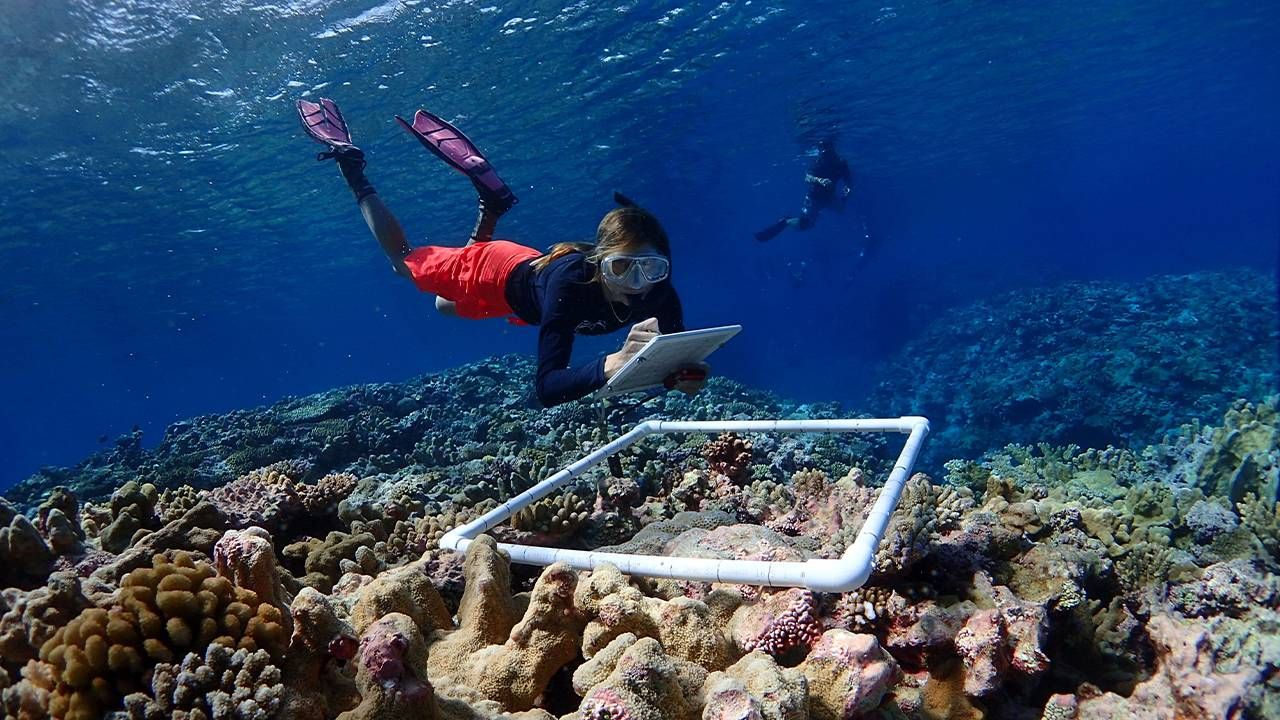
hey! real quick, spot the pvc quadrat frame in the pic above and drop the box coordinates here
[440,416,930,593]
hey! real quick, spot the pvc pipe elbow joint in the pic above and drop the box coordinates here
[802,557,873,593]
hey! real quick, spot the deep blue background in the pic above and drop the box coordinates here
[0,0,1277,488]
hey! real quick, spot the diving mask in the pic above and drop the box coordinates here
[600,254,670,292]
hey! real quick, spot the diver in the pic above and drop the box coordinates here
[296,98,707,408]
[755,138,858,244]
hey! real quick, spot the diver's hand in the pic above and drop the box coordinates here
[665,362,709,396]
[604,317,661,379]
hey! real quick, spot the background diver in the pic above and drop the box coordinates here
[755,138,864,247]
[297,98,708,408]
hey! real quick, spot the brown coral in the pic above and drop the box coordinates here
[509,491,590,538]
[36,551,288,719]
[575,563,738,670]
[799,630,899,720]
[702,433,754,484]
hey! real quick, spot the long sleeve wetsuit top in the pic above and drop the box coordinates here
[808,151,853,201]
[504,252,684,407]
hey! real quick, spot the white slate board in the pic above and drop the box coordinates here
[592,325,742,401]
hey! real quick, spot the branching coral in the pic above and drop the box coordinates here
[873,474,944,577]
[155,485,206,525]
[730,589,822,661]
[1193,397,1279,503]
[121,644,284,720]
[209,463,354,538]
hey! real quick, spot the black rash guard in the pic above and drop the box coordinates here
[808,150,853,202]
[504,252,685,407]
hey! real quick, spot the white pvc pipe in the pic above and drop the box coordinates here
[439,416,930,593]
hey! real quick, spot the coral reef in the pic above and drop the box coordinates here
[0,352,1277,720]
[872,269,1278,461]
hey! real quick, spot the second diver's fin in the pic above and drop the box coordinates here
[754,218,790,242]
[395,109,517,215]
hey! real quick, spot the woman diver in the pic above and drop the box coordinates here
[297,98,707,408]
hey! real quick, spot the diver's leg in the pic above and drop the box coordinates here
[321,146,414,278]
[355,194,413,278]
[467,205,501,245]
[793,196,818,230]
[755,217,792,242]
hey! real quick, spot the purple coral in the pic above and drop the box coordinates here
[580,688,635,720]
[742,590,822,658]
[360,616,430,702]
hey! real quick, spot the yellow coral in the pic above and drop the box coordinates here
[36,551,288,718]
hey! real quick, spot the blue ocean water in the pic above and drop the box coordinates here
[0,0,1276,488]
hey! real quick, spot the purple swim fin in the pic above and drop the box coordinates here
[297,98,353,153]
[395,109,517,214]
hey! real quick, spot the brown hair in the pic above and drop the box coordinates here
[530,206,671,278]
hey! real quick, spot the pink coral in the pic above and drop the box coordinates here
[1066,613,1257,720]
[580,688,636,720]
[954,608,1007,696]
[328,634,357,661]
[800,630,899,719]
[214,526,291,611]
[209,464,304,531]
[735,589,822,659]
[360,615,432,702]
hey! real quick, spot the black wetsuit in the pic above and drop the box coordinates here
[755,147,855,241]
[798,150,853,227]
[504,252,684,407]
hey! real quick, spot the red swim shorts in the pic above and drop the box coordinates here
[402,240,542,319]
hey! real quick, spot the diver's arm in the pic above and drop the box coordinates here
[534,319,607,407]
[532,276,610,406]
[356,194,412,278]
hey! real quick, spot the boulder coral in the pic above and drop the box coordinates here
[337,612,436,720]
[798,630,898,720]
[32,551,287,719]
[434,552,584,710]
[575,563,738,669]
